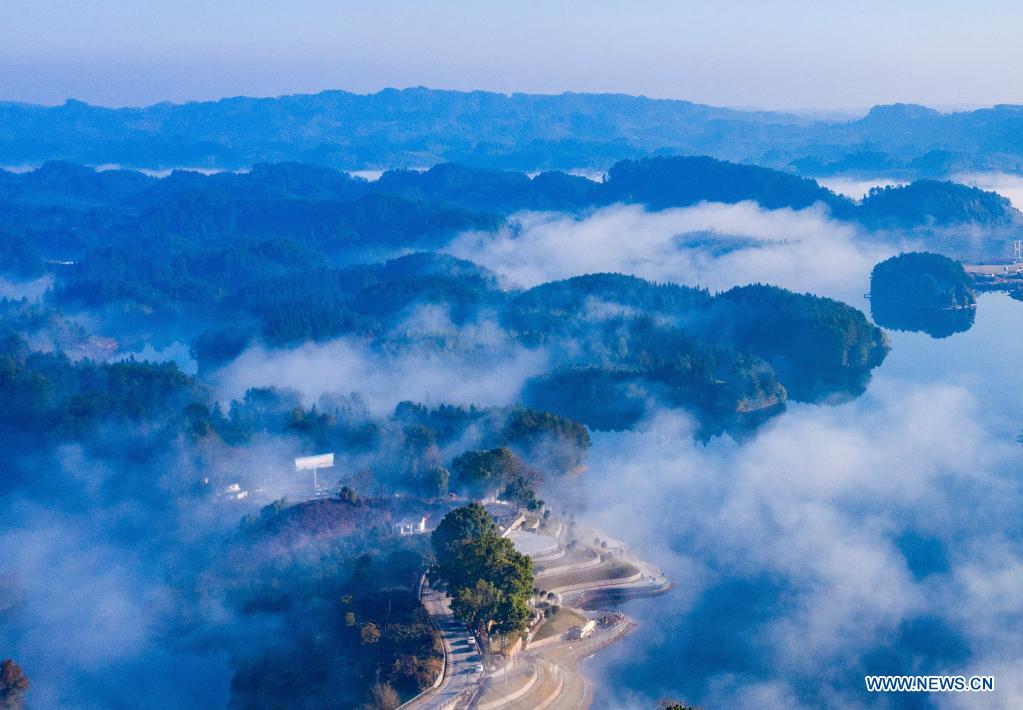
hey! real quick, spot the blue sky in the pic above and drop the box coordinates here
[3,0,1021,109]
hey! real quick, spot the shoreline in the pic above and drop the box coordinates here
[474,517,670,709]
[406,511,670,709]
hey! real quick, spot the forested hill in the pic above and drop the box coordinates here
[0,258,888,439]
[6,89,1023,175]
[1,158,1018,264]
[507,274,888,431]
[0,155,897,437]
[858,181,1019,228]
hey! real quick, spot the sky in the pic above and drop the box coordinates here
[2,0,1022,110]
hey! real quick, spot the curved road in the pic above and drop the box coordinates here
[408,580,484,710]
[411,517,669,710]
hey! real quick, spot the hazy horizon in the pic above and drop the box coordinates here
[0,84,1010,117]
[5,1,1023,110]
[4,5,1023,709]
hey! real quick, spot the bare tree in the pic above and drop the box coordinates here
[370,682,401,710]
[657,699,702,710]
[0,660,29,710]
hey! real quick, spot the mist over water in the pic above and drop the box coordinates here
[2,149,1020,708]
[581,293,1023,709]
[210,320,550,415]
[447,203,900,305]
[952,173,1023,210]
[5,1,1023,703]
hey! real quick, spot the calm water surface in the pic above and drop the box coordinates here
[585,293,1023,709]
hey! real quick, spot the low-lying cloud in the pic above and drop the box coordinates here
[953,172,1023,210]
[0,275,52,302]
[580,372,1023,709]
[212,316,549,416]
[447,202,898,305]
[0,441,242,709]
[816,176,909,201]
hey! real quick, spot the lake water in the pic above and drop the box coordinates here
[582,293,1023,709]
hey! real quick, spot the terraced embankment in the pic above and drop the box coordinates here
[406,513,669,710]
[469,518,669,709]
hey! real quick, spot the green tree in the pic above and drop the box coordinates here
[501,476,544,511]
[501,407,591,472]
[431,505,534,637]
[425,466,449,497]
[431,503,500,574]
[452,580,502,635]
[451,448,531,497]
[260,497,289,519]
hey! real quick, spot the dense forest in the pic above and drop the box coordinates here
[859,182,1017,228]
[501,273,888,430]
[871,252,976,310]
[0,317,589,707]
[869,252,977,338]
[0,155,904,433]
[0,157,1018,275]
[0,151,917,708]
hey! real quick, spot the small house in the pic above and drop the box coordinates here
[393,515,428,536]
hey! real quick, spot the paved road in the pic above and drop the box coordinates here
[492,660,560,710]
[539,621,633,710]
[411,518,668,710]
[409,581,485,710]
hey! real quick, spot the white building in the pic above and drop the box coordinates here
[219,482,248,501]
[571,619,597,639]
[393,515,428,536]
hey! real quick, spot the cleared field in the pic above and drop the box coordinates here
[965,263,1022,274]
[532,607,587,643]
[534,547,598,575]
[507,530,559,557]
[538,560,639,592]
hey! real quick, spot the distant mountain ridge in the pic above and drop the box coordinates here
[4,88,1023,175]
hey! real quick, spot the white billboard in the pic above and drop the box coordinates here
[294,453,334,471]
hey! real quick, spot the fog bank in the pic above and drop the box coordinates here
[447,202,898,305]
